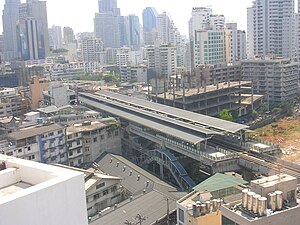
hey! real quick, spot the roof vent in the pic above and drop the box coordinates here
[123,166,126,172]
[114,204,118,208]
[116,162,119,167]
[129,170,132,176]
[146,181,149,187]
[137,175,140,181]
[110,158,113,163]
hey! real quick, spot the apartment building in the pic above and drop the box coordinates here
[241,58,299,103]
[4,123,67,164]
[0,87,30,117]
[66,120,121,167]
[120,65,148,83]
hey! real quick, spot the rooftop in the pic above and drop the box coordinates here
[250,174,296,188]
[7,123,63,140]
[193,173,248,192]
[89,153,186,225]
[0,154,84,203]
[67,121,111,135]
[80,91,248,134]
[156,81,251,99]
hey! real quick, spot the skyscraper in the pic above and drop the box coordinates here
[98,0,117,13]
[18,0,50,60]
[128,15,141,50]
[94,13,121,48]
[2,0,21,61]
[142,7,158,32]
[247,0,295,59]
[94,0,121,48]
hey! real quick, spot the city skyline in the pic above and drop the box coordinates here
[0,0,254,35]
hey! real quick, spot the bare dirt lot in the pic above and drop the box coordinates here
[252,116,300,163]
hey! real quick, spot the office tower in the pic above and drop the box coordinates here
[98,0,118,14]
[142,7,158,32]
[128,15,141,50]
[247,0,295,59]
[237,30,247,61]
[94,13,121,48]
[119,16,130,47]
[63,27,75,44]
[94,0,121,48]
[194,30,225,66]
[18,0,50,59]
[49,25,63,50]
[81,38,104,63]
[2,0,21,61]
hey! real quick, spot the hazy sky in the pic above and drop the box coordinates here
[0,0,254,35]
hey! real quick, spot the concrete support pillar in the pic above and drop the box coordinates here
[160,164,164,179]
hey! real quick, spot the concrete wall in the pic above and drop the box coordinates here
[222,205,300,225]
[0,157,88,225]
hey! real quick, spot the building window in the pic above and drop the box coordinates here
[178,208,184,223]
[111,185,117,192]
[77,148,81,154]
[93,194,100,200]
[103,190,109,196]
[93,137,97,142]
[96,182,105,190]
[6,152,13,156]
[31,155,35,160]
[18,149,22,153]
[100,135,104,140]
[69,151,73,156]
[49,132,54,136]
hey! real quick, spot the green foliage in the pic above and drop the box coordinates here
[272,107,281,114]
[258,102,268,114]
[219,109,233,122]
[78,73,120,83]
[251,110,259,119]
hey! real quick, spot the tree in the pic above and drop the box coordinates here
[258,102,268,114]
[219,109,233,122]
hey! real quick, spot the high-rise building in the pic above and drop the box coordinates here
[18,0,50,60]
[94,12,121,48]
[128,15,141,50]
[2,0,21,61]
[63,26,75,44]
[247,0,295,59]
[49,25,63,50]
[98,0,117,13]
[157,12,170,44]
[81,38,104,63]
[225,23,246,63]
[146,44,176,80]
[194,30,225,66]
[142,7,158,32]
[188,7,212,40]
[119,16,130,47]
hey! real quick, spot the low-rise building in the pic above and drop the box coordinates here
[222,174,300,225]
[120,65,148,83]
[56,164,122,218]
[0,87,30,117]
[89,153,186,225]
[177,173,248,225]
[66,119,121,167]
[0,154,88,225]
[43,83,76,107]
[3,123,67,164]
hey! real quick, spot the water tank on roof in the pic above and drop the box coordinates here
[275,191,283,210]
[258,197,267,216]
[242,189,249,208]
[247,192,255,211]
[268,192,276,211]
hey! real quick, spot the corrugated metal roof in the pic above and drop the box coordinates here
[81,97,206,144]
[95,90,248,133]
[193,173,247,192]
